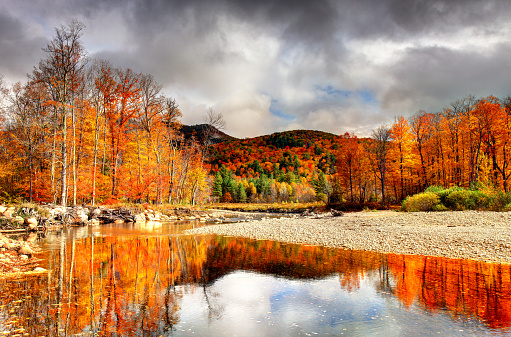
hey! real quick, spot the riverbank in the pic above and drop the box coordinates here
[185,210,511,264]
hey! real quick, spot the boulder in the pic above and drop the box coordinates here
[12,216,25,225]
[91,208,102,217]
[114,219,124,224]
[33,267,47,273]
[0,205,6,214]
[48,206,67,219]
[18,245,34,256]
[74,210,88,223]
[25,217,38,230]
[3,242,17,251]
[3,206,16,218]
[134,214,146,222]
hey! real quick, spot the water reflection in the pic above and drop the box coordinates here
[0,223,509,336]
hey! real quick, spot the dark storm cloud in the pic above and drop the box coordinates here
[334,0,509,39]
[127,0,340,42]
[383,43,511,114]
[1,0,511,136]
[0,10,46,81]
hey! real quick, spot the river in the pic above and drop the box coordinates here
[0,220,510,336]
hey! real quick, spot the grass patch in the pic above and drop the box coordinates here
[207,202,325,213]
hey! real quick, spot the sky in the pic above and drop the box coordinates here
[1,0,510,138]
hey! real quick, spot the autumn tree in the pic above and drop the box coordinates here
[474,96,511,190]
[161,97,182,204]
[32,20,87,207]
[388,116,416,200]
[6,82,50,201]
[371,124,391,206]
[410,110,433,189]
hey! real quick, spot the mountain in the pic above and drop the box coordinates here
[208,129,342,179]
[180,124,237,145]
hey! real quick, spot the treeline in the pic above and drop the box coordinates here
[352,95,511,205]
[0,21,211,206]
[211,165,316,203]
[210,95,511,206]
[324,95,511,205]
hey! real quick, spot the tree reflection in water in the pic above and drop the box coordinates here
[0,234,509,335]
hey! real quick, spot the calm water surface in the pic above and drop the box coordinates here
[0,221,510,336]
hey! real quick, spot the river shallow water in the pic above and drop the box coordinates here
[0,221,510,336]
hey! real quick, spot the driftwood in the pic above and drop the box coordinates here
[94,207,135,224]
[0,229,29,234]
[300,209,344,218]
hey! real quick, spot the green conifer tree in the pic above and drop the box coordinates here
[238,183,247,203]
[212,171,223,199]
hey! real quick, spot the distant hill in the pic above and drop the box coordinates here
[209,129,343,179]
[180,124,237,145]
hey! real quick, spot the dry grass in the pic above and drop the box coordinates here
[206,202,325,213]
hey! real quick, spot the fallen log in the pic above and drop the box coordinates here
[0,229,28,234]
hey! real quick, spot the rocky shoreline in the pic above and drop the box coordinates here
[185,210,511,264]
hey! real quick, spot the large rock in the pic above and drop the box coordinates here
[3,206,16,218]
[0,205,6,214]
[91,208,102,217]
[74,209,88,223]
[18,245,34,256]
[25,217,38,230]
[134,214,146,222]
[12,216,24,225]
[48,206,67,219]
[33,267,47,273]
[3,242,17,251]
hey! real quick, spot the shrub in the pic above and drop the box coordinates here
[401,192,440,212]
[444,189,489,210]
[437,186,463,205]
[477,186,511,210]
[424,185,444,194]
[432,203,449,211]
[406,184,511,212]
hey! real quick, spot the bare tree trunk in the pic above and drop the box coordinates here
[29,145,33,202]
[72,104,77,206]
[92,106,100,206]
[168,147,177,204]
[102,114,107,175]
[136,129,142,202]
[61,106,68,207]
[51,128,57,203]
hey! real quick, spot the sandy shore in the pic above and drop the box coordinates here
[185,210,511,264]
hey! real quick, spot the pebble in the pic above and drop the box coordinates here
[186,210,511,264]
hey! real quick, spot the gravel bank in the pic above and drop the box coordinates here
[185,210,511,264]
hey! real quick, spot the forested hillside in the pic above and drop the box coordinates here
[208,130,342,203]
